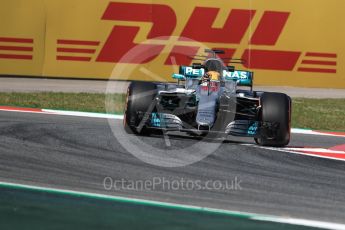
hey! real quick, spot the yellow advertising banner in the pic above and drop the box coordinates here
[0,0,345,88]
[0,0,45,75]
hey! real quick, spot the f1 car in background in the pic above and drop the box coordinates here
[124,49,291,146]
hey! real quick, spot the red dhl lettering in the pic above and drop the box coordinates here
[53,2,337,74]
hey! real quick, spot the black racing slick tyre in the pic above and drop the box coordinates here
[123,81,157,135]
[255,92,291,147]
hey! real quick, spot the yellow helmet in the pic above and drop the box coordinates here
[206,71,220,81]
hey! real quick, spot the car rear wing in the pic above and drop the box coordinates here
[173,66,253,88]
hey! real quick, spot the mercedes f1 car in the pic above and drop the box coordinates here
[124,49,291,146]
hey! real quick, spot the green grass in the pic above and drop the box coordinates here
[0,92,124,114]
[292,98,345,132]
[0,92,344,131]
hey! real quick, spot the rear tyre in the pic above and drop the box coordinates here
[255,92,291,147]
[123,81,157,135]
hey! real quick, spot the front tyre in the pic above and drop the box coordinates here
[123,81,157,135]
[255,92,291,147]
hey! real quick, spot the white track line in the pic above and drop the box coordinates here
[283,147,345,154]
[42,109,124,119]
[291,128,345,138]
[0,106,344,138]
[33,109,345,138]
[249,145,345,162]
[252,216,345,230]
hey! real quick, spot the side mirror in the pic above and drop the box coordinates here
[227,66,235,72]
[172,74,186,80]
[192,63,203,69]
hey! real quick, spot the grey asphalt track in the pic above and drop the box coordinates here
[0,110,344,224]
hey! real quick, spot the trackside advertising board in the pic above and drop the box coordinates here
[0,0,344,88]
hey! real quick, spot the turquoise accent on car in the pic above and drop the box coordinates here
[151,113,161,127]
[172,74,186,80]
[223,70,253,87]
[178,65,253,87]
[248,122,259,135]
[179,66,204,78]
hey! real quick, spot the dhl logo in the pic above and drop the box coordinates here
[0,2,337,74]
[0,37,34,60]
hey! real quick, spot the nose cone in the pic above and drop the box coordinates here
[196,89,218,128]
[196,109,215,127]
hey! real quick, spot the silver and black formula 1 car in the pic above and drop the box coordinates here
[124,49,291,147]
